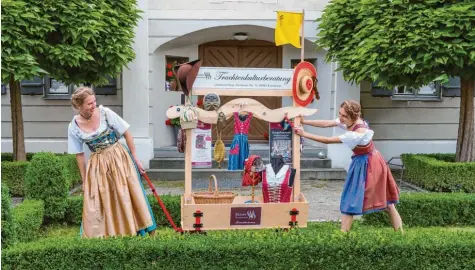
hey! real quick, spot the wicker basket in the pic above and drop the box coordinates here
[192,175,237,204]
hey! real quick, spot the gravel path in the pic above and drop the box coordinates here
[148,179,422,222]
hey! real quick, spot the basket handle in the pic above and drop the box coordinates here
[208,175,219,196]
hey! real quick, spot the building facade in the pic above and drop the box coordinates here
[1,0,472,170]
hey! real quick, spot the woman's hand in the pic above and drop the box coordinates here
[299,114,305,125]
[134,157,145,175]
[293,125,306,137]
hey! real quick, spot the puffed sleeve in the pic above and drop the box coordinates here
[67,123,84,154]
[338,130,374,149]
[104,107,130,135]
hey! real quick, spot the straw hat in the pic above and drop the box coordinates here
[292,61,317,107]
[173,59,202,96]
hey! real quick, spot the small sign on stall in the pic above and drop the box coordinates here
[191,121,212,168]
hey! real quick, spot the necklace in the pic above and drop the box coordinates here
[79,112,93,122]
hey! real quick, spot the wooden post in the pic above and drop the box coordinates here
[184,129,193,201]
[292,117,301,201]
[292,9,305,201]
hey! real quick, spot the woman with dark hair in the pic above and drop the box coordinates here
[294,100,403,233]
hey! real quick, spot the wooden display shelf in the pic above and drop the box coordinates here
[181,193,309,231]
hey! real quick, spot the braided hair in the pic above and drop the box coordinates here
[340,100,361,121]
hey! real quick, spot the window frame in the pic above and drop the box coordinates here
[91,74,120,96]
[42,77,76,100]
[371,81,443,101]
[390,82,443,101]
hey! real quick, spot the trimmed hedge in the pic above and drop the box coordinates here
[1,161,29,196]
[24,152,69,221]
[59,154,81,188]
[402,153,475,193]
[12,200,45,243]
[1,152,35,161]
[1,153,81,197]
[63,194,181,228]
[2,223,475,269]
[1,184,16,248]
[363,193,475,227]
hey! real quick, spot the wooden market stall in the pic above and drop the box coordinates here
[166,70,318,231]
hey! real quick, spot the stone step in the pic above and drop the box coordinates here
[150,157,332,169]
[145,168,346,182]
[154,145,328,158]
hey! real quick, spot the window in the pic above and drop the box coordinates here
[21,76,47,95]
[391,81,442,101]
[440,77,474,97]
[43,77,75,99]
[92,74,119,95]
[17,74,120,99]
[1,84,6,95]
[371,81,442,101]
[165,56,189,92]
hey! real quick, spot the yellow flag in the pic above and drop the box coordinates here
[275,11,303,48]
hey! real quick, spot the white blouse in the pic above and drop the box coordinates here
[67,105,130,154]
[335,118,374,149]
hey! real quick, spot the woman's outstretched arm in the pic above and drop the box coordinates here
[301,115,338,128]
[294,127,342,144]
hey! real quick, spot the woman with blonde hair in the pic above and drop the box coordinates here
[294,100,403,233]
[67,87,156,238]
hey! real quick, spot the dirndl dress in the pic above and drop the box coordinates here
[68,105,157,238]
[228,112,252,171]
[339,122,400,215]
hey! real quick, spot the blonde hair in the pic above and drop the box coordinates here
[340,100,361,121]
[71,87,95,110]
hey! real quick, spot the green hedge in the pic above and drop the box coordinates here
[59,154,81,188]
[2,223,475,269]
[1,152,35,161]
[12,200,45,243]
[363,193,475,227]
[1,161,29,196]
[1,184,16,248]
[1,153,81,197]
[63,194,181,228]
[25,152,69,221]
[402,153,475,193]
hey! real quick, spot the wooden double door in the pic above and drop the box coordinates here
[198,40,283,142]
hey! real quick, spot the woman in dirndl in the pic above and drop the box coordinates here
[294,100,403,233]
[67,87,157,238]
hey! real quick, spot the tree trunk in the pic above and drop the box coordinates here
[455,78,475,162]
[9,75,26,161]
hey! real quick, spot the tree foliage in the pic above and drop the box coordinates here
[316,0,475,162]
[316,0,475,89]
[1,0,141,85]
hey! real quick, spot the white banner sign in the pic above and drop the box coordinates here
[194,67,294,90]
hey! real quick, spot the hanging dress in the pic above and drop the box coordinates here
[67,105,157,238]
[336,119,400,215]
[228,112,253,171]
[262,157,293,203]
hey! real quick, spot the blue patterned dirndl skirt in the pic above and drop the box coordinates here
[228,134,249,171]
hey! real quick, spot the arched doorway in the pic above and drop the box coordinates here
[198,40,283,143]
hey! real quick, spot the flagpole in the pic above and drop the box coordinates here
[300,9,305,62]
